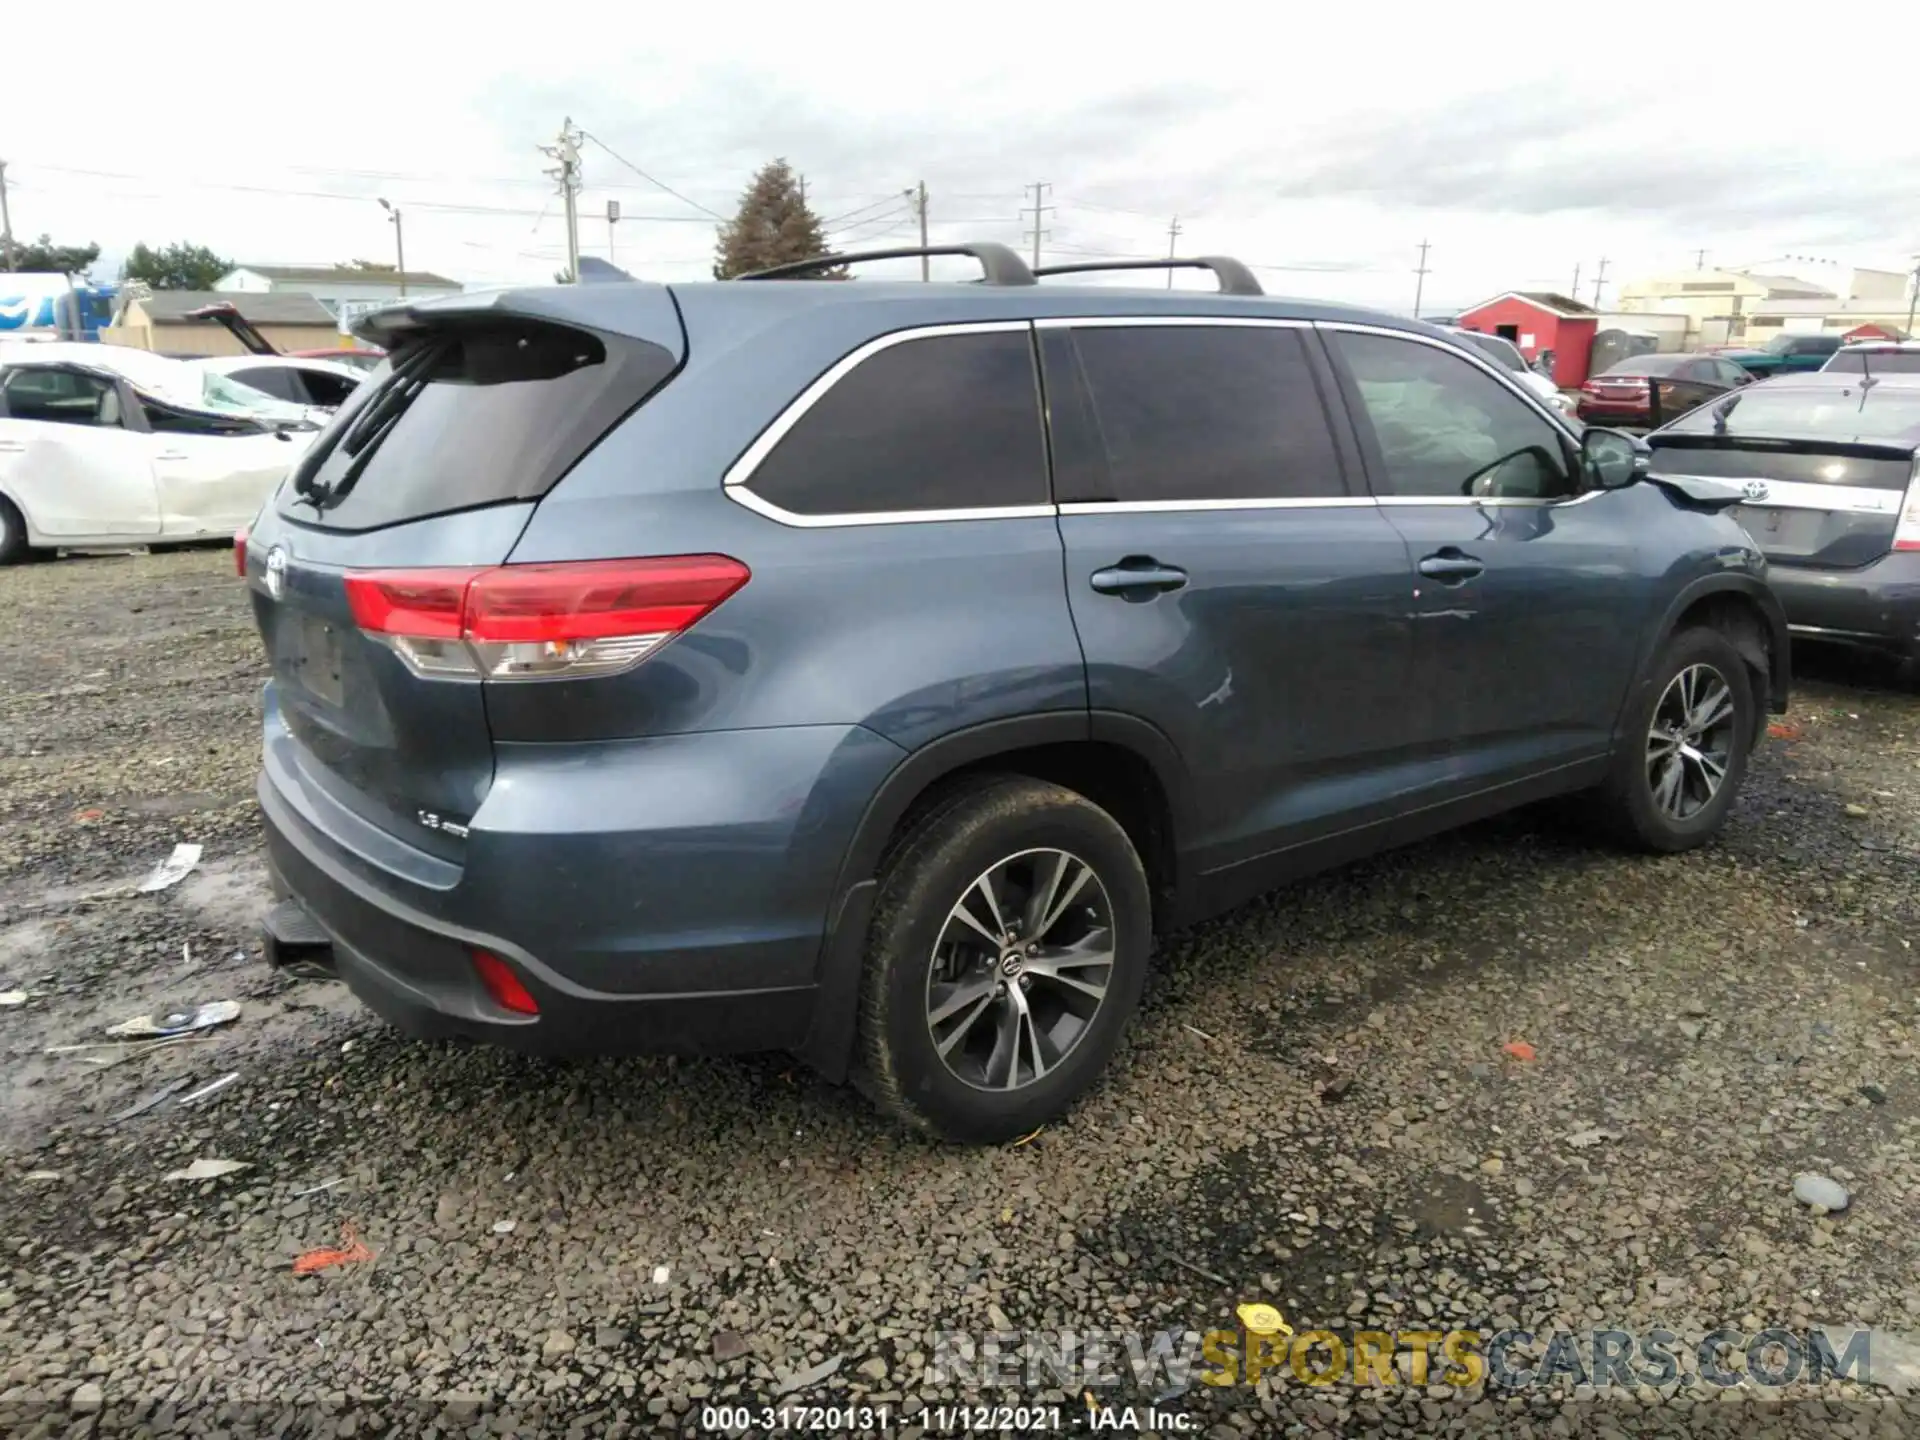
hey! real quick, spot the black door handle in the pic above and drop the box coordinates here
[1417,549,1484,584]
[1090,558,1188,599]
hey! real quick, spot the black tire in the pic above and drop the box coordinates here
[0,496,27,566]
[853,774,1152,1144]
[1594,626,1756,852]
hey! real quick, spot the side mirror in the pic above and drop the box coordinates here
[1580,427,1649,490]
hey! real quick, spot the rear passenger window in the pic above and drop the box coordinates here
[1059,325,1344,503]
[744,329,1047,517]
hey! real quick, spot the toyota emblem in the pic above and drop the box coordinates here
[1742,480,1770,502]
[264,545,288,601]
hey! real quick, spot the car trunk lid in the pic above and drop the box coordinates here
[1647,435,1916,567]
[249,290,684,864]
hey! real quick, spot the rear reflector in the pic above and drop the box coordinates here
[234,527,248,578]
[471,949,539,1015]
[343,556,750,681]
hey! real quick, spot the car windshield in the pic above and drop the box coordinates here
[1663,384,1920,442]
[1456,332,1527,373]
[199,370,307,421]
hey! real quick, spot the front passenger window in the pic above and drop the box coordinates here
[1335,333,1576,500]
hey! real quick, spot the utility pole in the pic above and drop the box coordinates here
[1413,239,1431,318]
[0,160,14,272]
[377,199,407,295]
[1695,248,1708,271]
[607,199,621,266]
[1571,261,1582,299]
[1023,181,1053,270]
[540,118,584,283]
[913,182,929,279]
[1592,257,1609,310]
[1165,216,1183,288]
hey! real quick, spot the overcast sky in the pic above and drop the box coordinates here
[6,4,1919,313]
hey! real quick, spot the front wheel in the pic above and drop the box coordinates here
[853,775,1152,1144]
[1593,627,1756,852]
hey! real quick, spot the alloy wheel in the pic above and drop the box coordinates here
[924,848,1115,1092]
[1646,663,1737,821]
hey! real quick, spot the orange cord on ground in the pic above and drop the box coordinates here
[293,1221,374,1275]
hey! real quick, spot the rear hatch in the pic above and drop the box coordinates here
[250,292,684,861]
[1648,383,1920,569]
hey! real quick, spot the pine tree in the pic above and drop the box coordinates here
[712,160,843,280]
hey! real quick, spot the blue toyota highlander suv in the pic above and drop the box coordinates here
[246,243,1789,1143]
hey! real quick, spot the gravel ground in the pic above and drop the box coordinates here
[2,548,1919,1438]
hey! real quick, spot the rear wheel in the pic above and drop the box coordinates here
[854,775,1151,1144]
[0,497,26,566]
[1593,627,1756,851]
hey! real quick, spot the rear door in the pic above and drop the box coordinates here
[1043,318,1421,876]
[1326,325,1645,782]
[0,365,161,536]
[248,304,683,860]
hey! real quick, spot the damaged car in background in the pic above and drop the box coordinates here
[0,350,316,563]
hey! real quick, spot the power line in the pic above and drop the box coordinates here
[578,131,725,220]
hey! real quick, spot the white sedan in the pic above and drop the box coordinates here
[0,353,315,563]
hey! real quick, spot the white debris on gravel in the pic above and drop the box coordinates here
[136,842,203,893]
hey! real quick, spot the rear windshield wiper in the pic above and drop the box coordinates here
[1710,393,1741,434]
[298,337,451,510]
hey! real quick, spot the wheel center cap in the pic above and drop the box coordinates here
[998,953,1026,979]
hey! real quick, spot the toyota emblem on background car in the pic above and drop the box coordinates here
[1742,480,1770,501]
[264,546,288,600]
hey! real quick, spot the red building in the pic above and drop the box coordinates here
[1455,291,1601,389]
[1841,322,1906,344]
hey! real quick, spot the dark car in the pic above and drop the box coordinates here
[1719,332,1843,379]
[1648,373,1920,672]
[245,242,1789,1142]
[1577,353,1753,428]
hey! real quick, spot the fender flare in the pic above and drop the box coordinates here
[798,710,1195,1082]
[1626,573,1791,733]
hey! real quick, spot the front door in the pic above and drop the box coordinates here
[1324,326,1647,788]
[0,366,160,536]
[1041,319,1421,880]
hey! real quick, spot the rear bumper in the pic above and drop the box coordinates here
[1768,551,1920,657]
[257,685,905,1056]
[1576,399,1651,426]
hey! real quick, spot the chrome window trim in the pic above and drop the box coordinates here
[1374,490,1605,509]
[727,484,1055,529]
[723,320,1043,528]
[1033,315,1313,332]
[1059,497,1374,515]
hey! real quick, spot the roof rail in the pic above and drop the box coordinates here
[1030,256,1264,297]
[739,242,1035,286]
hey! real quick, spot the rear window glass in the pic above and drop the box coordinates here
[1663,385,1920,442]
[282,320,676,531]
[1824,350,1920,374]
[742,330,1047,516]
[1603,355,1689,377]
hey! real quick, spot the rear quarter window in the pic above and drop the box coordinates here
[282,320,677,532]
[736,328,1048,518]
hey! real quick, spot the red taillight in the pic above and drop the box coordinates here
[471,949,539,1015]
[344,568,481,639]
[234,527,248,578]
[343,556,750,681]
[464,557,751,644]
